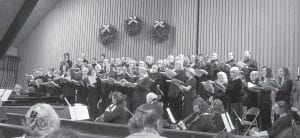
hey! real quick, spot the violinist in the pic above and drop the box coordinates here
[174,68,197,118]
[208,99,225,132]
[176,97,214,132]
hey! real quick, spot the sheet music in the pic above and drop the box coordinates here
[1,89,12,101]
[0,89,5,98]
[69,104,90,120]
[247,82,256,88]
[221,112,235,132]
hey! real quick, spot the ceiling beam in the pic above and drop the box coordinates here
[0,0,39,59]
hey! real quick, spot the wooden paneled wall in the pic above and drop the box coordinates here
[17,0,300,85]
[197,0,300,78]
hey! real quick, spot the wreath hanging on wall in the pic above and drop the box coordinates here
[124,16,142,36]
[99,24,117,45]
[150,21,170,43]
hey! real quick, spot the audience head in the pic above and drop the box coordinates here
[193,97,209,114]
[47,128,81,138]
[128,104,163,134]
[243,50,251,61]
[250,71,259,83]
[14,84,23,95]
[230,67,240,79]
[24,103,60,138]
[274,100,290,115]
[217,72,228,84]
[261,66,273,80]
[146,92,159,104]
[278,66,291,80]
[228,52,235,61]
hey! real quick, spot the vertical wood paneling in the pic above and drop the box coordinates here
[17,0,198,85]
[197,0,300,78]
[16,0,300,85]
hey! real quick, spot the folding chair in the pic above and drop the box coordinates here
[233,107,260,135]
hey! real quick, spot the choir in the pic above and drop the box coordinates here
[23,50,296,135]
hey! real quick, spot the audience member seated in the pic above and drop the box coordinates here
[146,92,163,107]
[95,92,128,124]
[18,103,60,138]
[176,97,215,132]
[250,100,294,138]
[46,128,81,138]
[9,84,26,98]
[126,103,165,138]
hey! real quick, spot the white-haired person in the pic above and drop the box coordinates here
[208,71,228,105]
[126,104,166,138]
[20,103,60,138]
[225,67,243,131]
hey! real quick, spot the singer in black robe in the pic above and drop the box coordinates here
[132,76,153,112]
[168,69,187,121]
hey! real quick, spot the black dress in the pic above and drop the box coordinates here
[275,79,293,107]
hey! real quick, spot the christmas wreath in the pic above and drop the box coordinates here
[99,24,117,45]
[150,21,170,43]
[124,16,142,36]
